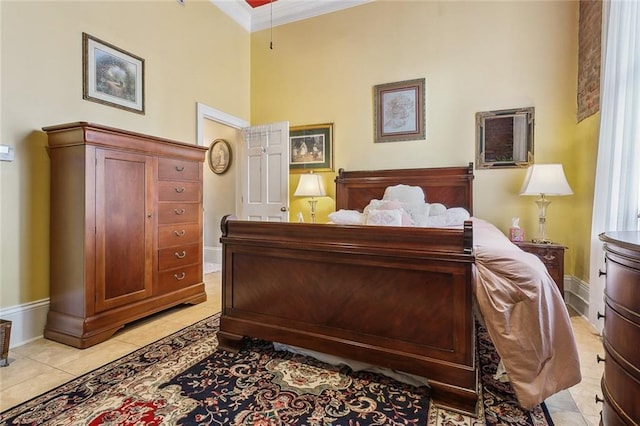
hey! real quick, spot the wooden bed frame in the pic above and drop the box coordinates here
[218,163,478,415]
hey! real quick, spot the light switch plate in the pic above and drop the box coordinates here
[0,145,15,161]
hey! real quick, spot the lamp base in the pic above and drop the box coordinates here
[534,196,552,244]
[308,198,318,223]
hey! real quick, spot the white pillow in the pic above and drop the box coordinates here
[363,199,413,226]
[419,207,471,227]
[401,202,430,225]
[428,203,447,216]
[328,209,364,225]
[382,184,426,204]
[365,209,403,226]
[444,207,470,225]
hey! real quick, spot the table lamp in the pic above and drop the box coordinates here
[294,172,326,223]
[519,163,573,243]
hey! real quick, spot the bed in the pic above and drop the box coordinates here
[217,163,580,415]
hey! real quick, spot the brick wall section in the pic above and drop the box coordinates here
[577,0,602,122]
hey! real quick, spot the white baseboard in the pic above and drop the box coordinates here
[204,246,222,265]
[564,275,590,318]
[0,299,49,349]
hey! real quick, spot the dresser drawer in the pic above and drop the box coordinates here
[158,223,201,248]
[158,243,201,271]
[158,181,201,202]
[605,259,640,316]
[528,246,562,269]
[157,263,202,294]
[604,303,640,369]
[514,242,565,295]
[602,352,640,424]
[158,158,200,181]
[158,203,200,224]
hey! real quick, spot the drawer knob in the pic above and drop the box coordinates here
[175,166,185,172]
[174,272,186,280]
[175,187,186,193]
[542,254,556,261]
[174,251,187,259]
[595,395,604,404]
[596,354,605,363]
[174,208,186,215]
[599,269,607,277]
[174,229,186,237]
[597,311,605,320]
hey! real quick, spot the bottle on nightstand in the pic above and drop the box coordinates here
[509,217,525,242]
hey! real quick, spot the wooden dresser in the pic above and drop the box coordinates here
[598,231,640,425]
[43,122,208,348]
[514,241,566,297]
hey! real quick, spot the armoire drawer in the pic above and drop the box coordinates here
[158,203,200,224]
[158,180,201,202]
[158,158,200,181]
[157,263,202,293]
[158,243,201,271]
[158,223,201,248]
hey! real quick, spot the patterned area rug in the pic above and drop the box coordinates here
[0,314,553,425]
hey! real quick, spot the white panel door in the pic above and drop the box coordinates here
[240,122,289,221]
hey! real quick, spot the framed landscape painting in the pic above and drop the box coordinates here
[83,33,145,114]
[289,123,334,173]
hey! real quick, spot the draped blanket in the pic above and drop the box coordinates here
[472,217,582,409]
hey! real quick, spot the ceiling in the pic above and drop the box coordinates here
[209,0,373,32]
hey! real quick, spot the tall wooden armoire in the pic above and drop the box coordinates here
[43,122,208,348]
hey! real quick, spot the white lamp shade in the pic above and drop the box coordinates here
[520,164,573,196]
[294,173,326,197]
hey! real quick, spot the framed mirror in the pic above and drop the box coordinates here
[476,107,534,169]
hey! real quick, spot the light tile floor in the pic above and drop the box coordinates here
[0,272,604,425]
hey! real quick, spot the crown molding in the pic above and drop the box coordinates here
[210,0,373,33]
[210,0,253,32]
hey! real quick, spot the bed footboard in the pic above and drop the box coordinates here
[218,217,478,415]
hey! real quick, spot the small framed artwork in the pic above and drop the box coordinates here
[374,78,425,143]
[82,33,145,114]
[289,123,333,173]
[208,139,232,174]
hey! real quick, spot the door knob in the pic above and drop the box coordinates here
[280,206,288,212]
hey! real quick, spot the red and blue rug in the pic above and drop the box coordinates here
[0,314,553,425]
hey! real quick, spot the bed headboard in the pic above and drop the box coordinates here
[335,163,474,215]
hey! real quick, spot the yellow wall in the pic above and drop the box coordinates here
[568,113,600,281]
[252,0,597,280]
[1,0,601,314]
[0,0,250,308]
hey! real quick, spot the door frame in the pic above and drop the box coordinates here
[196,102,249,216]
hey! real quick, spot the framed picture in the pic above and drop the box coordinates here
[82,33,145,114]
[208,139,232,174]
[374,78,425,143]
[289,123,333,173]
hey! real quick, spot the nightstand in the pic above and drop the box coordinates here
[514,241,566,297]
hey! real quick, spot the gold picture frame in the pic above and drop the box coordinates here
[82,33,145,114]
[374,78,426,143]
[208,139,232,175]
